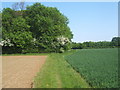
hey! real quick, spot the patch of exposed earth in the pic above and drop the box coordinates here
[2,56,47,88]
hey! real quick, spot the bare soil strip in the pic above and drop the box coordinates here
[2,56,47,88]
[0,56,2,89]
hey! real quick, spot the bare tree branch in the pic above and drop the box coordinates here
[19,1,25,10]
[12,0,26,11]
[12,2,19,11]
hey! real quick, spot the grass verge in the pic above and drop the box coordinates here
[34,52,90,88]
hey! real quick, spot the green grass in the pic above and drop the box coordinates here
[34,52,90,88]
[65,48,118,88]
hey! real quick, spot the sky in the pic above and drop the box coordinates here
[1,2,118,43]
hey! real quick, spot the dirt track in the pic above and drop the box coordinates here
[0,56,2,89]
[2,56,47,88]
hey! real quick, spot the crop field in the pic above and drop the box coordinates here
[65,48,118,88]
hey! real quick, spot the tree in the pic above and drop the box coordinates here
[111,37,120,47]
[72,42,84,49]
[19,1,25,10]
[2,2,73,53]
[2,16,33,53]
[71,41,112,49]
[25,3,73,52]
[0,12,2,46]
[12,1,25,11]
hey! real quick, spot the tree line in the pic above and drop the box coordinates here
[1,2,73,54]
[72,37,120,49]
[0,2,119,54]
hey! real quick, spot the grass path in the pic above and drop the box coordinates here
[34,53,90,88]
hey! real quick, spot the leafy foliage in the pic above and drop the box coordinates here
[2,3,73,53]
[111,37,120,47]
[72,37,120,49]
[25,3,73,52]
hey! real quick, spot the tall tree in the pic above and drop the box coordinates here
[25,3,73,52]
[2,3,73,53]
[111,37,120,47]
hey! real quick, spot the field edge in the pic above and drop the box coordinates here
[33,53,90,88]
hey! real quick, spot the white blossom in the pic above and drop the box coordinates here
[57,36,70,45]
[0,39,14,46]
[33,38,36,42]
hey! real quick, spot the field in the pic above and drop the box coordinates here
[2,56,47,88]
[2,48,118,88]
[65,48,118,88]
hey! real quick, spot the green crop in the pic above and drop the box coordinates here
[65,48,118,88]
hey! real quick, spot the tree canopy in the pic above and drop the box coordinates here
[1,2,118,54]
[111,37,120,47]
[1,2,73,54]
[72,37,120,49]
